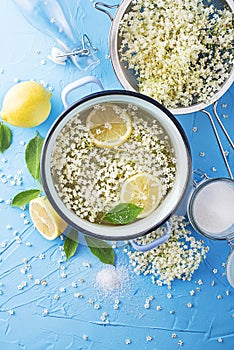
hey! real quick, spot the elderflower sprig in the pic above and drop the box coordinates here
[51,104,176,224]
[126,215,209,287]
[119,0,233,108]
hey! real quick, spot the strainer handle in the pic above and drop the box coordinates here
[94,2,119,22]
[61,76,104,108]
[130,221,171,252]
[201,108,233,180]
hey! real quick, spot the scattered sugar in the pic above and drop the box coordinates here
[95,266,129,296]
[192,180,234,235]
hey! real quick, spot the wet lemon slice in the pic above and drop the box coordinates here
[120,173,162,218]
[86,104,132,148]
[29,196,68,240]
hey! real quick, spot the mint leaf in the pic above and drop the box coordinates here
[12,189,40,207]
[85,235,115,265]
[25,132,44,180]
[104,203,143,224]
[0,122,12,153]
[64,229,78,261]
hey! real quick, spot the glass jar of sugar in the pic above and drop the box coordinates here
[188,177,234,288]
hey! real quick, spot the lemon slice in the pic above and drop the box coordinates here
[120,173,162,218]
[29,196,68,240]
[86,104,132,148]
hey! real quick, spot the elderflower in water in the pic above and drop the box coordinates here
[119,0,233,108]
[51,102,176,224]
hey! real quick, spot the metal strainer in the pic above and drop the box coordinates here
[95,0,234,114]
[95,0,234,176]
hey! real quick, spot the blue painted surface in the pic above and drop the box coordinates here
[0,1,233,349]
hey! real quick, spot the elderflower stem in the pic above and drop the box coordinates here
[126,215,209,287]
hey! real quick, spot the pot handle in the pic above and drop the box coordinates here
[94,2,119,22]
[61,76,104,108]
[130,221,171,252]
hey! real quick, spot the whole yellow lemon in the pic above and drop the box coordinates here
[0,81,52,127]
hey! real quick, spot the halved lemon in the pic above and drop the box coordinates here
[120,173,162,218]
[86,104,132,148]
[29,196,68,240]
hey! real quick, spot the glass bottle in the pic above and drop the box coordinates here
[12,0,100,71]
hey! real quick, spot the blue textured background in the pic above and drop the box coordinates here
[0,1,233,349]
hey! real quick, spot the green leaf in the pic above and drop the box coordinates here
[85,235,115,265]
[25,132,44,180]
[64,229,78,261]
[12,189,40,207]
[0,122,12,153]
[104,203,143,225]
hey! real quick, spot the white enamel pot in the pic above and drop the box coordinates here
[41,76,192,250]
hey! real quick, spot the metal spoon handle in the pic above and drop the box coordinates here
[201,109,233,180]
[213,101,234,150]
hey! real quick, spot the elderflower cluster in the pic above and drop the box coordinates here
[50,103,176,223]
[119,0,233,108]
[126,215,209,287]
